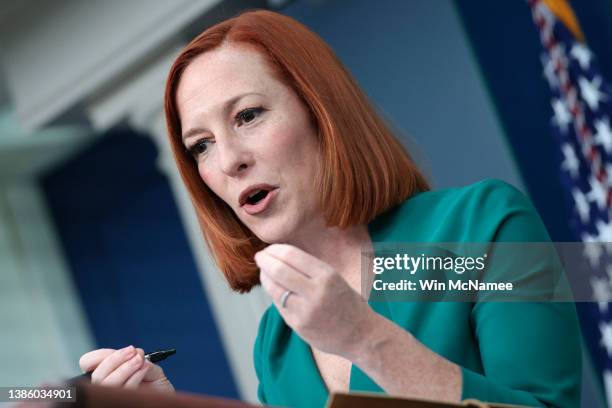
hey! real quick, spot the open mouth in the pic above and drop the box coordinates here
[240,186,278,215]
[245,189,270,205]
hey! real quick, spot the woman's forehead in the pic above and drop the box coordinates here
[184,46,273,88]
[175,45,289,128]
[179,47,278,101]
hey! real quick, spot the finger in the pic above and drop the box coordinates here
[90,346,136,384]
[255,251,311,295]
[142,361,165,382]
[260,269,299,309]
[102,348,145,388]
[100,352,145,387]
[259,269,286,298]
[124,362,149,389]
[79,349,116,373]
[263,244,331,278]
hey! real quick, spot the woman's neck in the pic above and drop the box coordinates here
[285,219,372,291]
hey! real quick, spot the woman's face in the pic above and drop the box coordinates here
[176,44,322,243]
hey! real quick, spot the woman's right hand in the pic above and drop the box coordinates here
[79,346,175,393]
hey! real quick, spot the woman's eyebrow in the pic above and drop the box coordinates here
[181,92,265,141]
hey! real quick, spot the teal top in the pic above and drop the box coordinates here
[253,179,582,407]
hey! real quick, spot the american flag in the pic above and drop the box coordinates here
[529,0,612,405]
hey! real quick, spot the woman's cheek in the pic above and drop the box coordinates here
[276,128,298,149]
[198,166,222,198]
[197,165,211,184]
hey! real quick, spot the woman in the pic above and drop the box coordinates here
[79,9,582,407]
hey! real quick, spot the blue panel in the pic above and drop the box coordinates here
[282,0,524,192]
[41,126,238,398]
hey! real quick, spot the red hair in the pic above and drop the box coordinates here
[164,9,429,292]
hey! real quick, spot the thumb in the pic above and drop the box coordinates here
[142,361,167,382]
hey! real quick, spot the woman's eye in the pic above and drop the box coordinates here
[235,107,265,127]
[186,139,213,159]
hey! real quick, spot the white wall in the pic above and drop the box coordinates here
[0,180,94,386]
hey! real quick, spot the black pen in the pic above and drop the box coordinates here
[68,348,176,383]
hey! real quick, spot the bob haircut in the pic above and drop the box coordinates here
[164,9,430,293]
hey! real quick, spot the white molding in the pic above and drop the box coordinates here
[0,107,96,179]
[86,44,185,133]
[0,180,95,385]
[1,0,221,131]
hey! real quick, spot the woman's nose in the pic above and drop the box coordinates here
[216,136,253,177]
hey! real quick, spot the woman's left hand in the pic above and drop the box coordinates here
[255,243,377,359]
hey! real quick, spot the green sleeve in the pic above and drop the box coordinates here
[461,181,582,407]
[461,302,581,407]
[253,307,270,405]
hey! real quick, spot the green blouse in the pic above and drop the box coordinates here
[253,179,582,407]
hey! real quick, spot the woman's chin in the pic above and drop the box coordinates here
[252,224,294,244]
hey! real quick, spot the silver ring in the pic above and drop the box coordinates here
[280,290,292,308]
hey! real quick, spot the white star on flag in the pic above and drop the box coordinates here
[578,76,607,111]
[561,143,580,178]
[572,188,590,223]
[570,43,593,70]
[587,174,608,211]
[541,54,558,89]
[594,119,612,154]
[552,99,572,133]
[601,322,612,356]
[596,220,612,244]
[592,276,612,312]
[583,233,603,268]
